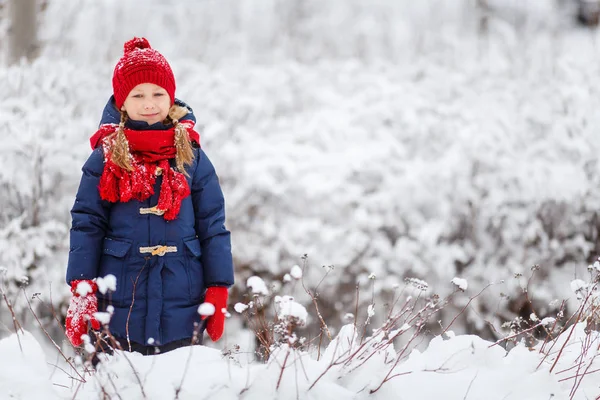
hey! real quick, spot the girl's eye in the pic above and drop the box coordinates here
[154,93,165,97]
[133,94,143,98]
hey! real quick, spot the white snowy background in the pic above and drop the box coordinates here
[2,0,600,398]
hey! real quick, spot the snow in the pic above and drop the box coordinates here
[234,302,249,313]
[0,331,57,399]
[540,317,556,327]
[247,276,269,296]
[3,318,599,399]
[198,302,216,317]
[367,304,375,318]
[451,277,468,292]
[93,312,111,325]
[290,265,303,279]
[75,281,93,297]
[570,279,588,297]
[81,335,95,354]
[274,295,308,325]
[530,313,539,322]
[96,274,117,295]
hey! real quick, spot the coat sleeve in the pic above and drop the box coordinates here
[191,148,234,288]
[66,148,111,284]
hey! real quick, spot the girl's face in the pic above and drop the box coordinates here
[121,83,171,125]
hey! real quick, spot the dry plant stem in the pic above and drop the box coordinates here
[381,371,412,381]
[296,349,310,382]
[115,349,147,398]
[463,372,478,400]
[21,288,87,382]
[538,301,566,355]
[71,379,82,400]
[276,348,291,390]
[175,321,204,398]
[126,261,147,352]
[537,301,576,370]
[352,284,359,349]
[0,284,24,351]
[347,305,433,375]
[386,286,408,320]
[523,267,538,310]
[102,371,124,400]
[568,356,599,399]
[370,296,455,393]
[310,294,445,391]
[442,283,491,335]
[488,320,547,348]
[549,299,589,373]
[369,329,424,394]
[37,283,69,339]
[360,280,377,343]
[308,341,350,391]
[246,297,275,360]
[556,362,589,376]
[317,329,324,361]
[310,301,440,391]
[94,327,147,398]
[571,330,595,369]
[567,334,598,399]
[47,362,82,383]
[300,259,332,341]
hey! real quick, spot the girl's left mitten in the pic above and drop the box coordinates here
[65,279,100,347]
[202,286,229,342]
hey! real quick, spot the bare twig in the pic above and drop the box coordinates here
[174,321,204,398]
[442,283,492,335]
[21,288,86,382]
[125,260,147,352]
[299,256,332,341]
[276,348,291,390]
[0,280,24,351]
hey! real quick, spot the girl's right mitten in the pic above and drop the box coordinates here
[65,279,101,347]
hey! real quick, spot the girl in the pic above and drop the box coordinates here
[65,37,234,356]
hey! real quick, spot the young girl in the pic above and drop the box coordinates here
[65,37,234,355]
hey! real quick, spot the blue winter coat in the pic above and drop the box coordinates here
[66,97,234,346]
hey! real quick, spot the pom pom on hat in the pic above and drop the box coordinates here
[112,37,176,109]
[123,37,151,54]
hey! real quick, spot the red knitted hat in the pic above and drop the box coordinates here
[112,37,176,109]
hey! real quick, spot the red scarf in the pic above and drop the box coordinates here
[90,124,200,220]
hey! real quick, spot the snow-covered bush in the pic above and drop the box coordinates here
[3,0,600,342]
[0,59,106,331]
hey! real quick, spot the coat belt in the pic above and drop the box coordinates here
[139,245,178,256]
[139,206,165,216]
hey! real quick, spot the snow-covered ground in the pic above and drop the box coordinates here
[2,296,600,399]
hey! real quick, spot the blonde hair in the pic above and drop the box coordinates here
[108,105,195,176]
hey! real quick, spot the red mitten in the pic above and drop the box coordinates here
[65,279,101,347]
[202,286,228,342]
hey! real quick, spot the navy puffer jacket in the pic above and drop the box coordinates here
[66,97,234,346]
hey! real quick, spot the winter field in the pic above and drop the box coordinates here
[2,0,600,398]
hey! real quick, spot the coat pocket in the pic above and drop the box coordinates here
[184,238,204,302]
[98,237,133,306]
